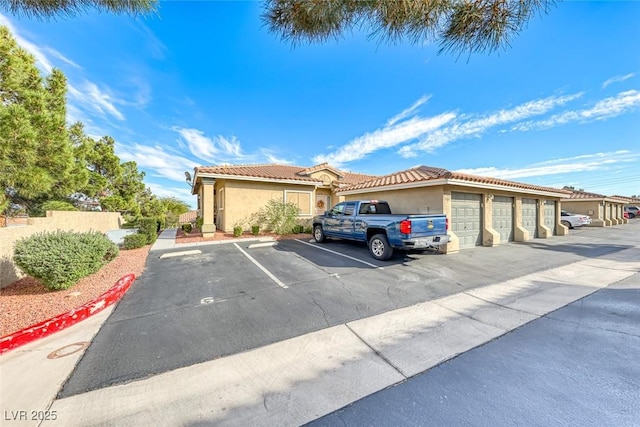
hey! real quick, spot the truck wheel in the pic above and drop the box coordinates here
[313,225,326,243]
[369,234,393,261]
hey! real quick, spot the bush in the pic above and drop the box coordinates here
[138,217,158,244]
[13,230,119,291]
[40,200,78,212]
[121,221,138,229]
[255,199,301,235]
[251,225,260,235]
[182,223,193,233]
[195,216,203,230]
[233,226,243,237]
[123,233,148,249]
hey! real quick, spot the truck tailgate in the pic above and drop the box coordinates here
[405,215,448,237]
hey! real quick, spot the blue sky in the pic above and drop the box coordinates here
[2,1,639,209]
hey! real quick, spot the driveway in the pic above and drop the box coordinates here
[59,224,637,398]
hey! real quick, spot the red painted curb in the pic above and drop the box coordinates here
[0,274,136,355]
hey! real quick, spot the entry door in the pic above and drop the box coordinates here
[521,198,538,238]
[492,196,514,243]
[544,201,556,235]
[451,192,483,249]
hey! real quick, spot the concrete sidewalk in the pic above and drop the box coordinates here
[150,227,178,251]
[2,228,639,426]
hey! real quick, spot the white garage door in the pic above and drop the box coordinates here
[492,196,514,243]
[544,201,556,235]
[451,192,483,249]
[522,198,538,238]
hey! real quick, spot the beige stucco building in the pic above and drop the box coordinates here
[192,163,579,253]
[335,166,572,253]
[561,190,628,226]
[191,163,374,237]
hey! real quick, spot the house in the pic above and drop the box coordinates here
[190,163,375,237]
[192,163,575,253]
[561,191,629,226]
[335,166,572,253]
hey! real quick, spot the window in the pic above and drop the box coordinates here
[285,190,312,215]
[343,202,356,216]
[330,203,345,216]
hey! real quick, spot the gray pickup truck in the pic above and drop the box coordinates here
[312,200,449,260]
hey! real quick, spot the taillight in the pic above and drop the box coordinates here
[446,217,449,231]
[400,220,411,234]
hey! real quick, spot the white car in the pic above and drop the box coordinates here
[624,206,639,219]
[561,211,592,228]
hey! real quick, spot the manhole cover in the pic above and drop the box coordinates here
[47,342,89,359]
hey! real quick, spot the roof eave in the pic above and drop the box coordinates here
[338,178,569,198]
[195,172,322,187]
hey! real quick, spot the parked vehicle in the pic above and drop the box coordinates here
[624,212,630,219]
[624,206,639,219]
[560,211,592,228]
[312,200,449,260]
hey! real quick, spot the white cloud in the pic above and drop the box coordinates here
[512,90,640,132]
[173,127,248,163]
[602,73,635,89]
[117,143,200,182]
[313,112,456,167]
[1,14,133,123]
[260,148,295,164]
[386,95,431,127]
[146,183,196,209]
[456,150,639,180]
[399,93,583,158]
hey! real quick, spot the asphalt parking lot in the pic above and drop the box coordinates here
[60,223,638,398]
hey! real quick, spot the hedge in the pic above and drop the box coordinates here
[123,233,148,249]
[13,230,119,291]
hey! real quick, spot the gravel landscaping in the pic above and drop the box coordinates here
[1,230,312,338]
[0,245,151,337]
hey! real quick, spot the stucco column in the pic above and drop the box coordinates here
[201,178,216,238]
[611,205,620,225]
[513,197,529,241]
[555,201,569,236]
[482,194,500,246]
[441,191,459,254]
[537,200,552,238]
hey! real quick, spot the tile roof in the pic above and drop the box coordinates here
[562,190,628,202]
[610,195,640,203]
[178,210,198,223]
[195,163,376,184]
[337,165,571,195]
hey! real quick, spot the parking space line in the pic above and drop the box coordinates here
[233,243,288,289]
[159,250,202,259]
[294,239,383,269]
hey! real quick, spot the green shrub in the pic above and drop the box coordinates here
[121,221,138,229]
[251,225,260,235]
[138,217,158,244]
[182,223,193,233]
[13,230,119,291]
[156,216,165,232]
[303,226,313,234]
[123,233,148,250]
[233,226,243,237]
[40,200,78,212]
[195,216,204,230]
[255,199,301,235]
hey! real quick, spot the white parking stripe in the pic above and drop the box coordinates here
[233,243,288,289]
[294,239,383,269]
[159,250,202,259]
